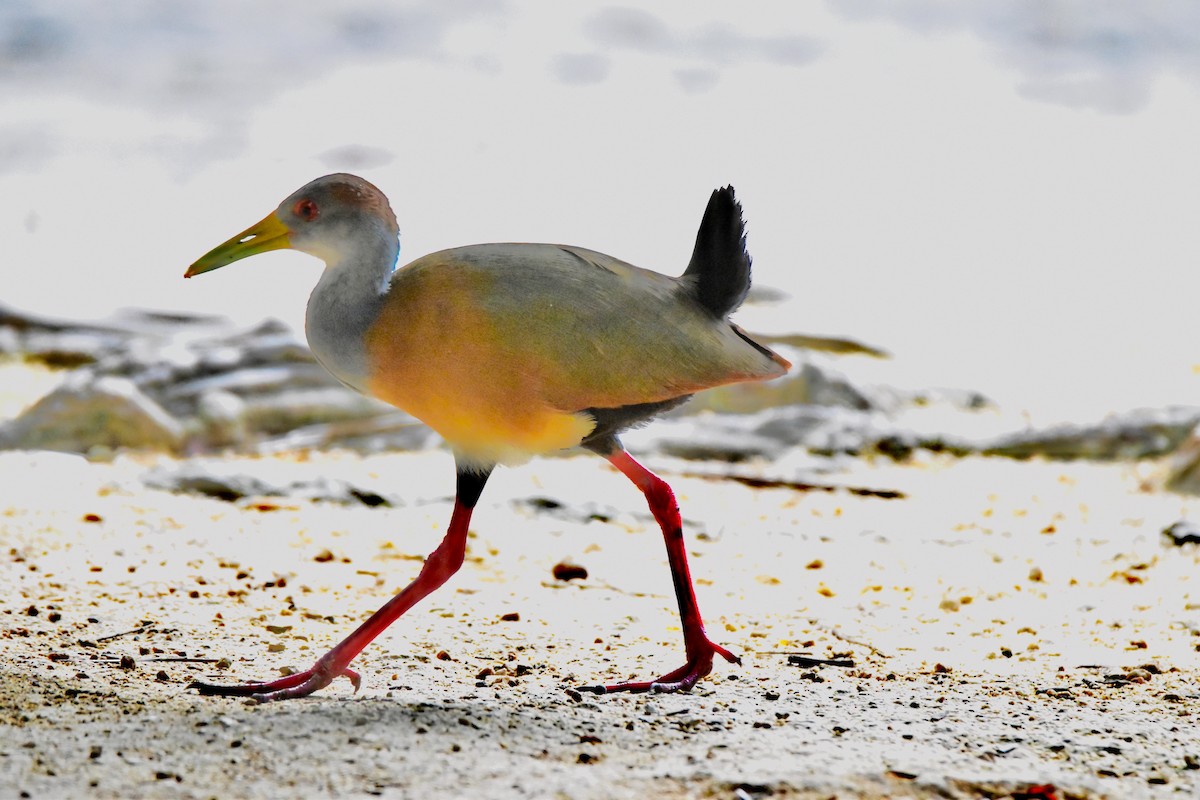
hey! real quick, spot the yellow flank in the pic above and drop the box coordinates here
[363,260,595,464]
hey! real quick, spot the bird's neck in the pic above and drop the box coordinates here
[304,231,398,393]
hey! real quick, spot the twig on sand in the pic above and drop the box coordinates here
[683,471,906,500]
[758,652,856,668]
[787,654,855,668]
[96,625,154,643]
[812,623,889,658]
[100,656,222,664]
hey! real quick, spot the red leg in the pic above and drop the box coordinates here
[582,450,739,694]
[191,468,491,702]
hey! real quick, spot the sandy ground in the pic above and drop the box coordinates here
[1,447,1198,799]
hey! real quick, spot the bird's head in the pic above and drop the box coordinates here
[186,173,399,278]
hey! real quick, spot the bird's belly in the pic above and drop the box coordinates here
[366,374,593,466]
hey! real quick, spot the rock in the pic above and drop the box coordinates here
[678,369,812,415]
[1165,424,1200,495]
[0,373,183,455]
[625,412,790,462]
[1162,520,1200,546]
[2,303,935,458]
[1,304,402,453]
[627,400,1200,465]
[5,301,1193,465]
[798,360,875,410]
[680,355,875,415]
[753,405,881,455]
[193,390,249,450]
[626,405,885,462]
[514,497,618,525]
[141,461,402,506]
[141,463,278,501]
[224,386,388,437]
[983,407,1200,461]
[255,412,438,455]
[0,303,219,369]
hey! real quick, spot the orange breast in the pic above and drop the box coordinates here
[363,261,593,465]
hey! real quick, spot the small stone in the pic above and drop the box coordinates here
[1163,520,1200,546]
[552,561,588,581]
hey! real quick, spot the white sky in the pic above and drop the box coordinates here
[0,1,1197,421]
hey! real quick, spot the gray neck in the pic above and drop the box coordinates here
[304,231,397,393]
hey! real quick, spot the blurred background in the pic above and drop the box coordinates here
[1,0,1197,422]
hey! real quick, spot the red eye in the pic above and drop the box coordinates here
[293,199,319,221]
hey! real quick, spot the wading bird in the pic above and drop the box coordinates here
[185,174,789,701]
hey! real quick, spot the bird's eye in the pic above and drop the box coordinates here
[293,199,319,222]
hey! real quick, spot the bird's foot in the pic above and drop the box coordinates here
[579,639,740,695]
[189,661,361,703]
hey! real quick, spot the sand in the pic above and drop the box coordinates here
[1,448,1197,799]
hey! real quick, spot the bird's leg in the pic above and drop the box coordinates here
[582,449,739,694]
[190,467,491,702]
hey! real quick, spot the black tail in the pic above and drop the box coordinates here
[681,186,751,318]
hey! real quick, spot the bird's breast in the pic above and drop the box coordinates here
[361,262,594,465]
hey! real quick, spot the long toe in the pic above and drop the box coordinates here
[188,665,361,702]
[249,667,362,703]
[590,639,739,695]
[597,663,702,695]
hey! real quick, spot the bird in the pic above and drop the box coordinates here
[184,173,790,702]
